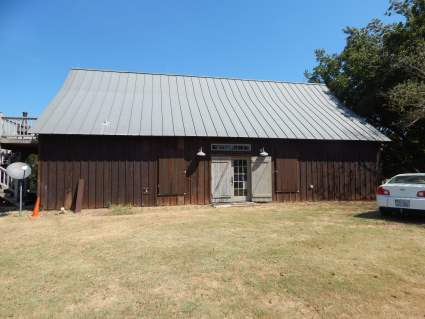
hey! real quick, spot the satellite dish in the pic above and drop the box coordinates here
[6,162,32,180]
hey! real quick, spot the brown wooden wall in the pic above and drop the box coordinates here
[38,135,382,210]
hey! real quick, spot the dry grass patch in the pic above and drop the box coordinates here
[1,202,425,318]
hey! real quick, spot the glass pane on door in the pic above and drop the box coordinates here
[233,159,248,197]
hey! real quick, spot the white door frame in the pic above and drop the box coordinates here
[231,157,251,202]
[211,156,251,203]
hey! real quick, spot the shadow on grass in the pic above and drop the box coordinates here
[355,210,425,225]
[0,202,34,217]
[0,204,17,217]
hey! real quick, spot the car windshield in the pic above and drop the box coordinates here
[389,175,425,184]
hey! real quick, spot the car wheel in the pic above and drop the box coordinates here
[379,207,392,217]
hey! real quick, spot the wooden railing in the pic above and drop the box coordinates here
[0,166,18,204]
[0,113,37,139]
[0,166,16,196]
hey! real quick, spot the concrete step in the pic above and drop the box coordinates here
[212,201,259,208]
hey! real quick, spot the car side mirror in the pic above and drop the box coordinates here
[382,178,389,184]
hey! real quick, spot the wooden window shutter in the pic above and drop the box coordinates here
[251,156,272,202]
[211,157,233,202]
[158,158,186,195]
[275,158,300,193]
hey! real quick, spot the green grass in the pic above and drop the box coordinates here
[1,202,425,318]
[105,204,135,215]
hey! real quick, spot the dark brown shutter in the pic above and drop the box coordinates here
[275,158,300,193]
[158,158,186,195]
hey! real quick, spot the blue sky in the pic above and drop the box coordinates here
[1,0,400,116]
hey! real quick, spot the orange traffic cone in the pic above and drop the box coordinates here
[32,196,40,217]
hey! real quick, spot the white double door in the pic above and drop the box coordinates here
[211,156,272,203]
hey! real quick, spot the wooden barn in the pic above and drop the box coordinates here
[32,68,389,210]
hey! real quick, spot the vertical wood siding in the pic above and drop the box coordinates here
[38,135,382,210]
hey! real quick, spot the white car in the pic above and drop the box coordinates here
[376,173,425,215]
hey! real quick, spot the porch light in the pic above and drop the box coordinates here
[259,147,268,157]
[196,147,206,157]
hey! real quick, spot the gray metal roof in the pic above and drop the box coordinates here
[32,68,390,141]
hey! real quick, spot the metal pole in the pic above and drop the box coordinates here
[19,180,22,215]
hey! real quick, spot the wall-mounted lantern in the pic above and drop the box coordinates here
[196,147,206,157]
[259,147,268,157]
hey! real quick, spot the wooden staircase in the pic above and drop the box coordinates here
[0,166,18,206]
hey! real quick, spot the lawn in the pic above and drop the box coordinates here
[1,202,425,318]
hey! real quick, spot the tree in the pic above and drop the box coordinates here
[305,0,425,176]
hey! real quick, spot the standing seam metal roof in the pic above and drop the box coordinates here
[32,68,390,142]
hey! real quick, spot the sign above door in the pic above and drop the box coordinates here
[211,144,251,152]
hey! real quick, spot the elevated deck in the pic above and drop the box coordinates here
[0,113,38,150]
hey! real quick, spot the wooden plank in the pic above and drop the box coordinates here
[205,159,211,204]
[158,158,171,195]
[55,146,65,209]
[184,160,191,204]
[184,140,194,204]
[38,137,49,210]
[272,157,277,202]
[344,160,350,200]
[366,160,374,200]
[47,137,59,209]
[337,146,343,200]
[118,143,126,205]
[335,159,340,200]
[64,136,73,210]
[111,160,119,205]
[110,138,119,205]
[312,160,318,201]
[40,160,49,210]
[148,140,157,206]
[360,161,366,200]
[177,157,186,196]
[80,140,89,209]
[190,160,198,204]
[140,140,149,207]
[350,161,356,201]
[363,160,369,200]
[71,143,81,209]
[103,154,111,208]
[125,138,134,205]
[133,138,142,207]
[95,144,104,208]
[305,160,311,201]
[47,161,57,210]
[198,159,205,204]
[322,160,328,200]
[355,157,361,200]
[88,154,96,209]
[74,178,85,213]
[317,161,324,200]
[336,159,342,201]
[328,160,335,201]
[299,160,307,200]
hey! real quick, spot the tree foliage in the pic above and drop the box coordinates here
[305,0,425,175]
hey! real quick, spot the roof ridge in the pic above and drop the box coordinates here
[70,67,326,86]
